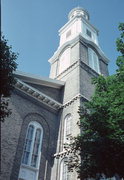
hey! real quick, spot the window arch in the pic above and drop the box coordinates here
[18,121,43,180]
[64,114,72,144]
[60,158,70,180]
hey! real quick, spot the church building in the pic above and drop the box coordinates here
[1,7,109,180]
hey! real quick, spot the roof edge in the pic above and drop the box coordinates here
[14,71,65,89]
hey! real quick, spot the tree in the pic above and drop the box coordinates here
[0,36,18,122]
[68,23,124,180]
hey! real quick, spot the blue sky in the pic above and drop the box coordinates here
[2,0,124,77]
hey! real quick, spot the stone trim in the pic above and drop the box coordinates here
[15,79,89,110]
[63,93,89,108]
[15,79,63,110]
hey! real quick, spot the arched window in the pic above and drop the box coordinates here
[64,114,72,144]
[18,121,43,180]
[59,48,70,74]
[88,48,100,73]
[60,158,70,180]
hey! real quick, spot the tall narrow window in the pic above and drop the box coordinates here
[19,121,43,180]
[66,30,71,39]
[60,158,70,180]
[22,125,34,165]
[88,48,100,73]
[64,114,72,144]
[59,48,70,74]
[31,129,41,167]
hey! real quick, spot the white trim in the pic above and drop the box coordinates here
[49,35,109,64]
[63,114,72,146]
[19,121,43,180]
[60,158,70,180]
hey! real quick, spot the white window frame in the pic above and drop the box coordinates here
[64,114,72,145]
[88,48,100,73]
[18,121,43,180]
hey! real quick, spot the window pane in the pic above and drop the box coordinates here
[86,29,92,38]
[93,52,99,73]
[88,48,99,73]
[22,152,30,165]
[88,48,93,68]
[22,125,34,165]
[31,129,41,167]
[24,139,32,152]
[31,155,38,167]
[27,125,34,139]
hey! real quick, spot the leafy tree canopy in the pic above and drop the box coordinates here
[68,23,124,180]
[0,36,18,122]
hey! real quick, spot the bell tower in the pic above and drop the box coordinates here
[49,7,109,102]
[49,7,109,180]
[49,7,108,79]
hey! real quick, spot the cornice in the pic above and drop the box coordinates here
[63,93,89,108]
[48,34,109,65]
[79,35,109,63]
[15,79,63,111]
[14,78,90,111]
[59,11,98,35]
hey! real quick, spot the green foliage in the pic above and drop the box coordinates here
[0,36,18,122]
[69,23,124,179]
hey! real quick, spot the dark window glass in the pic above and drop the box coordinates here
[86,29,92,38]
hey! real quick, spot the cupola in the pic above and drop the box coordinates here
[68,7,90,21]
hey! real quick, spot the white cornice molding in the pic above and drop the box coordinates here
[48,35,109,65]
[15,78,63,111]
[59,13,98,35]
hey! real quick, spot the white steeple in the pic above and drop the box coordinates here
[59,7,99,47]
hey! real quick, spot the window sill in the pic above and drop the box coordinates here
[21,164,39,171]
